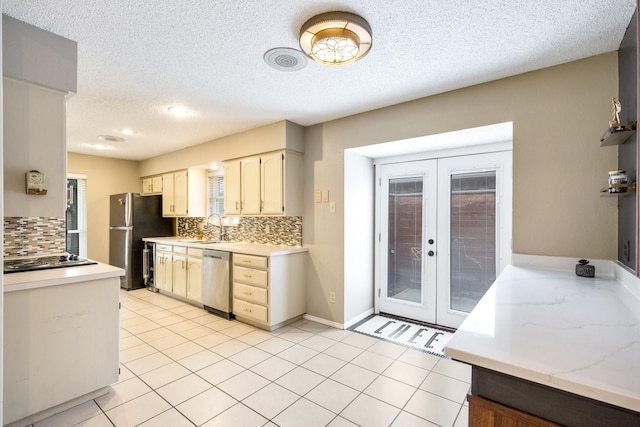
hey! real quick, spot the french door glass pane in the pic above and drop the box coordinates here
[387,177,423,303]
[450,172,496,313]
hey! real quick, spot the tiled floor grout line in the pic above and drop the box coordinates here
[106,290,470,426]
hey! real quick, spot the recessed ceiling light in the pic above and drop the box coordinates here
[91,144,112,150]
[97,134,125,142]
[168,106,190,117]
[121,129,135,135]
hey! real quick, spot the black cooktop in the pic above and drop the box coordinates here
[4,254,98,274]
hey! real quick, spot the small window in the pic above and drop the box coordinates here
[207,170,224,217]
[67,174,87,257]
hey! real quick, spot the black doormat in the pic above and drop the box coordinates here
[349,314,455,358]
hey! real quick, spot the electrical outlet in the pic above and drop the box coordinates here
[329,291,336,303]
[329,202,336,213]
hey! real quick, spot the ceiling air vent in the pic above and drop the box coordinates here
[263,47,308,72]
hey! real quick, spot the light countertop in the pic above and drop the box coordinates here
[4,262,124,293]
[143,236,308,257]
[444,257,640,412]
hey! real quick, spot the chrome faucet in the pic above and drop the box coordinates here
[206,213,225,241]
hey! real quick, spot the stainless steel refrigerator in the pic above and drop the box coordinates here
[109,193,174,290]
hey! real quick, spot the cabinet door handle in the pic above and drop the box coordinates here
[244,291,252,296]
[235,201,239,210]
[243,260,252,264]
[244,308,252,313]
[243,274,252,279]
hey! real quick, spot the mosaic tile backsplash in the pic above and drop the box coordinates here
[4,217,66,257]
[177,216,302,246]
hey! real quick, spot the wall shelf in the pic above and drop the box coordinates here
[600,182,636,197]
[600,122,637,146]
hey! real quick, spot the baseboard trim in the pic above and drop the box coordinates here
[302,313,344,330]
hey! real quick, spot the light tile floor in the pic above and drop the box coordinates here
[32,289,470,427]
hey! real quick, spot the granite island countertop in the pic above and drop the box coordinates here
[143,236,308,257]
[444,257,640,413]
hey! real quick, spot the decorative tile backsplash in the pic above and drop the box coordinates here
[177,216,302,246]
[4,217,66,257]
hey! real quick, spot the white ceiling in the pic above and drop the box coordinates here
[2,1,636,161]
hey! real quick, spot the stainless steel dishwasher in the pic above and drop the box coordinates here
[202,249,232,319]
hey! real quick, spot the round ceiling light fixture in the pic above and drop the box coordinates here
[299,11,372,66]
[167,106,190,117]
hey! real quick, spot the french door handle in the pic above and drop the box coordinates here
[428,250,435,257]
[390,249,396,254]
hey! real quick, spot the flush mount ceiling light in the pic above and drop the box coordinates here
[299,11,372,66]
[97,134,125,143]
[167,106,189,117]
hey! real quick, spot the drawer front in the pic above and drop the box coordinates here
[233,266,268,287]
[234,253,268,269]
[156,244,172,252]
[187,247,203,257]
[233,282,268,305]
[173,246,188,254]
[233,299,268,323]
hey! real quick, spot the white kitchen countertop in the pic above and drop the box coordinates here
[143,236,308,256]
[444,256,640,412]
[3,262,124,293]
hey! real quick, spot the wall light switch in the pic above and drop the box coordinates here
[315,191,322,203]
[322,190,329,203]
[329,202,336,213]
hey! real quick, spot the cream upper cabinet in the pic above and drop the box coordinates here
[223,150,302,216]
[162,169,206,217]
[241,156,261,215]
[141,175,163,195]
[261,151,284,215]
[224,160,241,215]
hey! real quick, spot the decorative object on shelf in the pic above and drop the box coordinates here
[600,97,637,146]
[25,170,47,195]
[299,11,372,66]
[610,96,622,127]
[608,170,629,193]
[575,259,595,278]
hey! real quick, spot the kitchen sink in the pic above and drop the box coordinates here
[177,239,223,244]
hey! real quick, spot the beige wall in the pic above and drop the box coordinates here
[303,52,619,325]
[4,78,67,218]
[140,120,304,177]
[67,153,141,263]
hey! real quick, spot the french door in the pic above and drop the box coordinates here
[376,151,511,329]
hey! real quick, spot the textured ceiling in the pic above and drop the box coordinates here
[2,1,637,161]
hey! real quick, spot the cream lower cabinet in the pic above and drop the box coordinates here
[159,245,202,304]
[186,248,203,303]
[232,252,306,331]
[155,244,173,292]
[172,246,188,297]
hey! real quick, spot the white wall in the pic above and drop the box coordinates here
[343,151,375,326]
